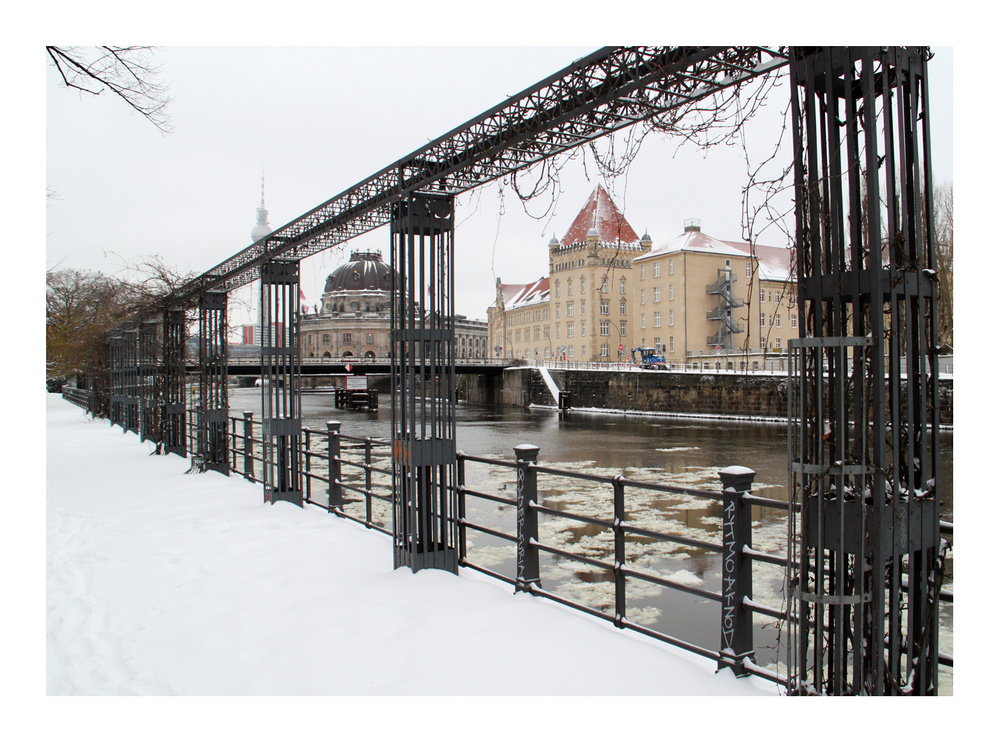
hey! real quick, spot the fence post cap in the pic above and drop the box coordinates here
[243,410,254,417]
[326,420,342,430]
[513,444,540,462]
[719,465,756,491]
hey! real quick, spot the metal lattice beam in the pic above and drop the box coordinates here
[162,46,787,303]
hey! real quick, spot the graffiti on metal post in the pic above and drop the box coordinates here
[722,497,737,651]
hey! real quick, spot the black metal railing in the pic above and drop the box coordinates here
[184,410,955,686]
[61,386,95,413]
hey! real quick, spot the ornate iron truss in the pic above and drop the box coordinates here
[159,46,788,304]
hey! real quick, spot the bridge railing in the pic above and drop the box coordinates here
[61,385,95,413]
[209,411,953,687]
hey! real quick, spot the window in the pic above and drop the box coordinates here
[791,315,798,329]
[653,261,661,278]
[343,332,352,344]
[641,314,646,329]
[653,286,661,302]
[669,309,674,326]
[768,291,773,303]
[555,281,560,298]
[555,305,560,318]
[568,345,575,358]
[600,321,610,336]
[746,262,752,278]
[760,289,765,303]
[567,323,575,337]
[668,258,674,275]
[322,333,331,343]
[620,300,627,316]
[534,328,540,341]
[653,337,661,351]
[640,289,645,305]
[669,284,674,301]
[366,332,374,344]
[654,311,661,328]
[725,259,731,270]
[580,300,586,314]
[581,345,586,358]
[640,265,646,280]
[580,276,586,293]
[620,278,627,294]
[580,322,586,336]
[620,321,627,337]
[555,325,560,338]
[601,279,608,293]
[567,302,574,317]
[600,300,609,315]
[600,343,610,358]
[669,336,675,352]
[775,337,782,349]
[776,315,781,328]
[567,279,572,296]
[760,313,765,327]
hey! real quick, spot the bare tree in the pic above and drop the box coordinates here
[47,46,172,133]
[46,257,195,384]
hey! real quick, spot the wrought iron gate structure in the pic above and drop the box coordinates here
[97,46,944,694]
[260,260,303,506]
[160,308,188,456]
[390,193,459,572]
[196,291,229,474]
[138,321,158,443]
[787,46,941,695]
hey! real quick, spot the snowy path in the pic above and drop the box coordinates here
[45,395,778,696]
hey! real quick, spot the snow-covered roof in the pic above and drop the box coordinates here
[636,226,793,283]
[498,276,550,309]
[722,240,794,282]
[636,227,745,261]
[561,185,640,245]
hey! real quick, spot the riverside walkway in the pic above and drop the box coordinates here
[45,394,778,697]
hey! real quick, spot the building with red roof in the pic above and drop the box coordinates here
[487,185,794,368]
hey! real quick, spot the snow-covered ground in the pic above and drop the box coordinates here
[44,394,779,698]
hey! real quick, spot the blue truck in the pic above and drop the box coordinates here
[631,347,669,370]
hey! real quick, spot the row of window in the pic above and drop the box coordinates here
[760,313,798,328]
[308,332,485,347]
[553,276,630,298]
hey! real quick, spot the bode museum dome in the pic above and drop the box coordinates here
[300,249,488,360]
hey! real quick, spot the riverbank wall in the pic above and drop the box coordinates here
[459,367,954,425]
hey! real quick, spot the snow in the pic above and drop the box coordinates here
[536,366,562,404]
[44,395,780,699]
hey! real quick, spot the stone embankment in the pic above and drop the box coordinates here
[460,366,953,426]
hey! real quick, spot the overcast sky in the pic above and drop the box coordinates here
[45,45,953,326]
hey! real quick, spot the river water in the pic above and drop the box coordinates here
[228,387,954,693]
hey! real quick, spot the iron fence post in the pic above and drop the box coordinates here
[613,475,626,628]
[243,411,254,481]
[718,465,757,677]
[457,452,467,563]
[364,437,373,526]
[327,421,343,511]
[514,444,541,593]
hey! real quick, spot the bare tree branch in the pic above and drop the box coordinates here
[47,46,173,133]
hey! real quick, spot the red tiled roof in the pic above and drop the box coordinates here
[561,184,640,245]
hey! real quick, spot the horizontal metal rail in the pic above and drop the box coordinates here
[200,412,955,685]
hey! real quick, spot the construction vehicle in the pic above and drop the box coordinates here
[631,347,669,370]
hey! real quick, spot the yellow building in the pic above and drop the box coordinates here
[633,220,795,368]
[488,187,794,369]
